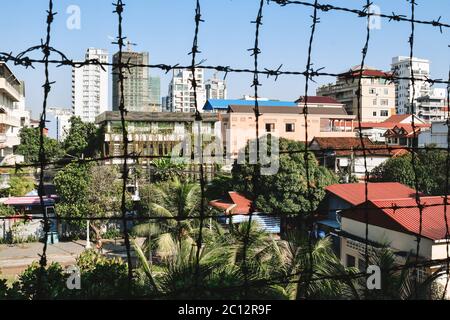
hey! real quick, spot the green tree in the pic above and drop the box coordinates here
[54,162,131,238]
[64,116,102,158]
[231,138,338,216]
[15,127,64,163]
[371,148,448,195]
[54,162,92,231]
[150,158,187,183]
[7,175,35,197]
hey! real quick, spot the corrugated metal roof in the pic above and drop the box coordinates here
[203,99,297,111]
[342,196,450,241]
[325,182,418,206]
[228,105,348,115]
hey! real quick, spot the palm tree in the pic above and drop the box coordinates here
[354,246,446,300]
[133,178,200,261]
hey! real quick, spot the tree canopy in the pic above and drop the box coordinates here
[230,138,338,216]
[371,148,448,195]
[63,116,102,158]
[15,127,64,163]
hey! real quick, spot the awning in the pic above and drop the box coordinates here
[317,219,340,229]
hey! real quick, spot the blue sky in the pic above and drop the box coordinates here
[1,0,449,136]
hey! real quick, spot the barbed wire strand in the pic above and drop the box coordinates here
[112,0,134,293]
[0,0,448,300]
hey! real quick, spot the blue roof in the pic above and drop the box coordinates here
[203,99,297,111]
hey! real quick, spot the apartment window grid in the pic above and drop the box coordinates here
[1,0,448,300]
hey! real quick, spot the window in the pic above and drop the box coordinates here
[384,88,389,95]
[380,99,389,106]
[369,88,376,94]
[346,254,356,268]
[373,99,377,105]
[380,110,389,117]
[265,123,275,132]
[373,111,377,116]
[285,123,295,132]
[358,258,366,273]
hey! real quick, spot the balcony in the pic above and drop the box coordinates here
[0,113,21,127]
[0,78,21,102]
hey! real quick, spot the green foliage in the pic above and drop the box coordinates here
[64,116,102,158]
[7,175,35,197]
[205,174,233,201]
[0,204,15,217]
[231,138,338,216]
[17,262,69,300]
[54,162,92,230]
[150,158,187,183]
[55,162,131,237]
[75,250,129,299]
[15,127,64,163]
[371,148,448,195]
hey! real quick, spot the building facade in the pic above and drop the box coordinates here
[418,121,449,149]
[416,88,448,123]
[0,63,30,165]
[96,111,219,166]
[221,102,357,159]
[72,48,109,123]
[391,56,431,115]
[316,66,396,122]
[205,74,227,100]
[167,68,206,113]
[112,51,151,112]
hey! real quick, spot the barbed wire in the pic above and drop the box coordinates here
[0,0,448,300]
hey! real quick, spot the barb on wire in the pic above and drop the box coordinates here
[112,0,134,294]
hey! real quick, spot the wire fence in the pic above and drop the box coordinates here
[0,0,449,300]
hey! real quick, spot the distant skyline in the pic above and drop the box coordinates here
[1,0,449,137]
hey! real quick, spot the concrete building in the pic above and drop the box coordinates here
[316,182,418,257]
[416,88,448,123]
[221,101,357,159]
[95,111,219,166]
[167,68,206,113]
[359,114,427,143]
[0,63,30,165]
[149,76,161,112]
[309,137,407,180]
[48,108,73,142]
[316,66,396,122]
[72,48,109,123]
[205,74,227,100]
[391,56,431,115]
[340,194,450,298]
[419,121,449,149]
[112,51,151,112]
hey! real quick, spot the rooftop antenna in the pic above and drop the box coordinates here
[126,40,137,52]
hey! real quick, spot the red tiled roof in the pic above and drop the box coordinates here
[342,196,450,240]
[325,182,418,206]
[209,192,253,215]
[296,96,342,105]
[310,137,398,156]
[341,69,392,79]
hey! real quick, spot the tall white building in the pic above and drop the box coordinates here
[0,63,31,165]
[48,108,73,142]
[205,74,227,100]
[167,68,206,113]
[391,56,431,115]
[72,48,109,123]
